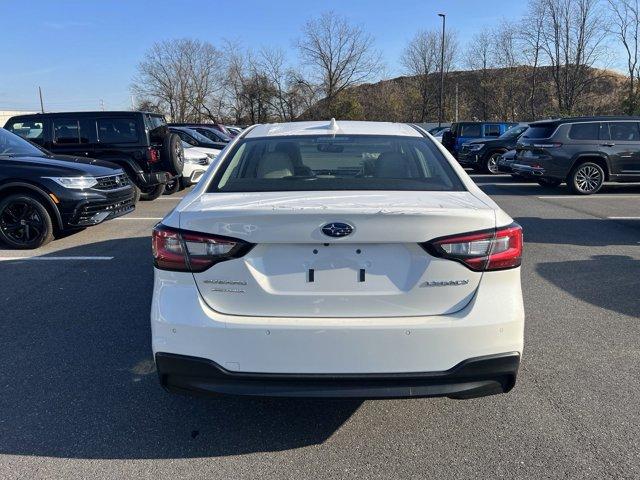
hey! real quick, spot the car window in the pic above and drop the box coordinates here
[499,126,527,139]
[523,125,556,139]
[210,135,465,193]
[174,131,197,146]
[53,118,96,144]
[484,124,501,137]
[460,124,481,137]
[607,122,640,141]
[568,123,600,141]
[6,120,45,144]
[97,118,139,143]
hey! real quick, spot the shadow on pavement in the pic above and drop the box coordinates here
[0,237,361,459]
[515,217,640,247]
[536,254,640,318]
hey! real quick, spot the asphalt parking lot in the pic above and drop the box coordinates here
[0,176,639,480]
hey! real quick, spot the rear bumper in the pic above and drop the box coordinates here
[155,351,520,399]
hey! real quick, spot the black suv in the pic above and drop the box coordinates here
[0,127,135,248]
[457,124,528,173]
[513,117,640,194]
[4,111,184,201]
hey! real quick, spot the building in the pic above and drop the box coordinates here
[0,111,35,127]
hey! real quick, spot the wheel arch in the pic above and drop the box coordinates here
[569,154,610,181]
[0,182,63,231]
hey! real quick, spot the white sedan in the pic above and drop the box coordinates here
[151,120,524,399]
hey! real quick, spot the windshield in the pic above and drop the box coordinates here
[208,135,465,193]
[499,126,527,139]
[0,128,45,156]
[198,128,231,143]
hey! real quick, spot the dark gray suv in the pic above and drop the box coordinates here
[512,117,640,194]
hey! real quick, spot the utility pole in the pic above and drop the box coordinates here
[38,87,44,113]
[100,99,105,111]
[438,13,446,127]
[455,83,459,123]
[130,95,135,110]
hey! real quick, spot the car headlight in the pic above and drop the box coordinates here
[45,176,98,189]
[467,143,485,151]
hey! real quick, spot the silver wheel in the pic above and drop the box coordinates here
[573,164,603,194]
[486,153,501,174]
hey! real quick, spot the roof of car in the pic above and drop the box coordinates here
[245,120,422,139]
[9,111,162,118]
[530,116,640,125]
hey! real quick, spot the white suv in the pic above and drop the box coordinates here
[151,120,524,399]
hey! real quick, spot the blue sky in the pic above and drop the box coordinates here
[0,0,530,111]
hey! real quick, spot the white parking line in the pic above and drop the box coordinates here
[113,217,163,220]
[608,216,640,220]
[157,197,184,200]
[0,256,113,261]
[538,195,640,199]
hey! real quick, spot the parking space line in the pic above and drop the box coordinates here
[538,195,640,199]
[608,216,640,220]
[157,197,184,200]
[0,256,114,261]
[114,217,163,220]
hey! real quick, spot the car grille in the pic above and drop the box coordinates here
[74,197,135,226]
[94,173,130,190]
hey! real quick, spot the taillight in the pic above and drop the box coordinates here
[152,224,253,272]
[147,147,160,163]
[423,223,523,271]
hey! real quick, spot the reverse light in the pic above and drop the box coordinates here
[45,176,98,189]
[152,224,252,272]
[424,223,523,271]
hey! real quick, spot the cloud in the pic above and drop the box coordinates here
[43,21,92,30]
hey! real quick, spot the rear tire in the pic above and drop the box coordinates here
[163,176,184,195]
[139,183,166,201]
[161,134,184,175]
[567,162,604,195]
[537,178,562,187]
[0,194,55,249]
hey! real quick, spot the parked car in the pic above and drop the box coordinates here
[458,124,529,173]
[191,126,231,144]
[225,126,242,137]
[169,126,226,151]
[164,142,215,195]
[496,149,519,175]
[442,121,518,158]
[151,120,524,400]
[169,122,231,137]
[5,111,183,201]
[512,116,640,194]
[428,126,450,143]
[0,127,135,248]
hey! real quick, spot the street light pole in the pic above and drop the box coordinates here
[438,13,446,127]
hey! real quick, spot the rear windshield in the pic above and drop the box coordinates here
[523,125,557,139]
[208,135,465,193]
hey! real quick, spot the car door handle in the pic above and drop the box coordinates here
[600,143,615,147]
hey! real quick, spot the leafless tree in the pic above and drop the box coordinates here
[519,1,547,118]
[466,28,494,119]
[402,30,457,121]
[492,21,526,121]
[535,0,607,115]
[297,11,382,116]
[132,39,223,122]
[607,0,640,113]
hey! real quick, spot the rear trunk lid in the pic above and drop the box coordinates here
[180,191,496,318]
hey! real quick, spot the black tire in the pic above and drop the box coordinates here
[161,134,184,175]
[567,161,605,195]
[0,194,55,249]
[483,152,504,174]
[537,178,562,187]
[139,183,166,201]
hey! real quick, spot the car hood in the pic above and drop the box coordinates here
[0,153,123,176]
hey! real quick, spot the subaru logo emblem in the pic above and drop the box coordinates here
[321,222,354,238]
